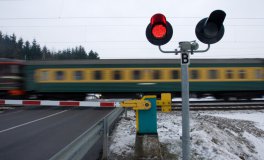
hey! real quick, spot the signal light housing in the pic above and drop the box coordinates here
[195,10,226,44]
[146,13,173,46]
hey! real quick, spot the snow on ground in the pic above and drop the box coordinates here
[109,109,264,160]
[207,111,264,131]
[172,96,216,102]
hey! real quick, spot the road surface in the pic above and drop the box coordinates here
[0,106,113,160]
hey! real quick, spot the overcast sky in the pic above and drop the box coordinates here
[0,0,263,59]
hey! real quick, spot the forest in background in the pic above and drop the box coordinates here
[0,31,100,60]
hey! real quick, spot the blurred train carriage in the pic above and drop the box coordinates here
[1,58,263,100]
[25,59,264,100]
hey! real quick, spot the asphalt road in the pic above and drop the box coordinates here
[0,106,113,160]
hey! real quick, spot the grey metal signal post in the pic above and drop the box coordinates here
[181,52,190,160]
[159,42,210,160]
[146,10,226,160]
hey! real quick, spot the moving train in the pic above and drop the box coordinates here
[0,58,263,100]
[0,58,24,98]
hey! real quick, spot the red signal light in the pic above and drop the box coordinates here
[146,13,173,46]
[151,14,167,39]
[152,24,167,39]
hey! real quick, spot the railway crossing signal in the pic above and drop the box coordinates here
[195,10,226,44]
[145,10,226,160]
[146,13,173,46]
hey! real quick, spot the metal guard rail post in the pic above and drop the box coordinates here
[49,108,124,160]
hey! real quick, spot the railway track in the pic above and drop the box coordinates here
[171,101,264,110]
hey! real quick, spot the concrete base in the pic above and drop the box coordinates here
[135,134,162,159]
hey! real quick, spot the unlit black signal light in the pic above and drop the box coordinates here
[146,13,173,46]
[195,10,226,44]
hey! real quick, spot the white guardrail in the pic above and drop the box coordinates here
[49,107,124,160]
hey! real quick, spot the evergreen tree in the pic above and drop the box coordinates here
[2,34,10,58]
[0,32,4,57]
[41,46,49,60]
[30,39,41,60]
[88,50,100,59]
[10,34,18,58]
[17,38,24,59]
[23,41,31,60]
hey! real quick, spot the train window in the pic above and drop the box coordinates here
[238,70,246,79]
[133,70,141,80]
[0,65,4,76]
[94,70,102,80]
[208,70,219,79]
[73,71,83,80]
[190,70,200,79]
[171,70,180,79]
[255,69,262,79]
[225,70,233,79]
[40,71,49,81]
[0,65,9,75]
[10,65,19,74]
[55,71,64,80]
[113,70,122,80]
[152,70,161,80]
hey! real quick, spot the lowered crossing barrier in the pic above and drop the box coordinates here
[0,99,121,107]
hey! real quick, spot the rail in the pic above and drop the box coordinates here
[170,101,264,110]
[49,107,124,160]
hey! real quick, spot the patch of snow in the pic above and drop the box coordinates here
[205,110,264,130]
[243,132,264,159]
[109,110,264,160]
[109,110,136,158]
[172,96,216,102]
[252,95,264,100]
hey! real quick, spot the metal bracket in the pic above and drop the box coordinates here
[120,95,153,110]
[156,93,172,112]
[121,93,172,112]
[159,42,210,54]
